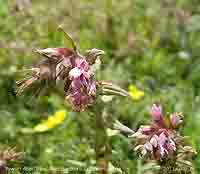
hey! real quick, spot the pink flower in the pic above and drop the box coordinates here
[157,132,168,157]
[75,58,89,71]
[150,104,165,127]
[158,132,176,157]
[36,49,97,111]
[66,79,96,111]
[133,104,181,160]
[131,104,196,163]
[150,104,162,121]
[17,39,105,111]
[66,57,96,111]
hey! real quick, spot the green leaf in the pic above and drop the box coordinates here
[57,25,77,52]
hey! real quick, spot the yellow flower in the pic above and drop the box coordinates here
[128,84,144,101]
[34,110,66,132]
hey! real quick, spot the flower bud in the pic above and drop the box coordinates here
[170,113,183,128]
[84,48,105,65]
[150,104,163,121]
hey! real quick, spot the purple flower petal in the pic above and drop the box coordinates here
[150,104,163,121]
[150,135,158,148]
[66,58,97,111]
[75,58,89,71]
[158,132,167,146]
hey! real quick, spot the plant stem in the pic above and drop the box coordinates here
[94,99,111,174]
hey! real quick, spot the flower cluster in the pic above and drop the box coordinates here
[131,104,195,161]
[16,29,130,111]
[16,39,104,111]
[66,57,97,111]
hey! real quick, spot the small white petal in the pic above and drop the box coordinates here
[150,136,158,148]
[69,67,82,79]
[144,142,153,152]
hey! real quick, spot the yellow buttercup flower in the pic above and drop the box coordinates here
[47,110,66,128]
[34,110,67,132]
[128,84,144,101]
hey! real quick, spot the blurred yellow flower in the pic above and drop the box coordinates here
[34,110,67,132]
[128,84,144,101]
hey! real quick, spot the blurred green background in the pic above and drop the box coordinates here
[0,0,200,173]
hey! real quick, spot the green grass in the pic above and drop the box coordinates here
[0,0,200,173]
